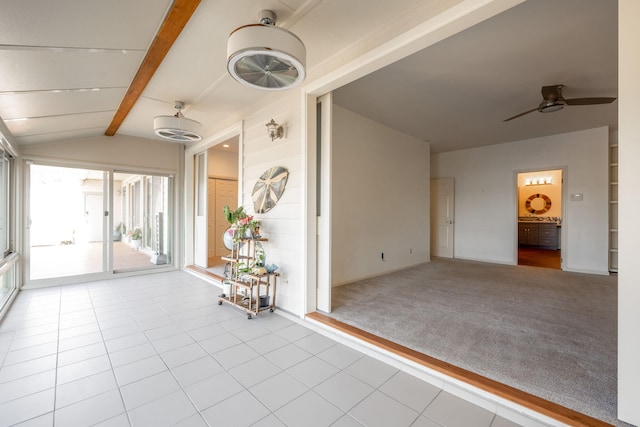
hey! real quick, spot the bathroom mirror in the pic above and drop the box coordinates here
[525,193,551,214]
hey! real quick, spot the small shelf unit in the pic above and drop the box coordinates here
[219,236,278,319]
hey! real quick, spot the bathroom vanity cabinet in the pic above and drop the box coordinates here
[518,222,560,249]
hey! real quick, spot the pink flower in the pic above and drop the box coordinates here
[238,216,253,225]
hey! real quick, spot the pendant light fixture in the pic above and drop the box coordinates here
[227,10,306,91]
[153,101,202,142]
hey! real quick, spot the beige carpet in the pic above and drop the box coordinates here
[329,258,622,425]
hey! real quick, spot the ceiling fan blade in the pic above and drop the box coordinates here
[566,97,617,106]
[503,107,538,122]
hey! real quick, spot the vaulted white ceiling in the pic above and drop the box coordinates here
[0,0,617,153]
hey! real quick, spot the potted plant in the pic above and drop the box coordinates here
[223,205,260,241]
[236,215,260,240]
[128,227,142,249]
[223,205,246,225]
[113,223,124,242]
[250,218,260,238]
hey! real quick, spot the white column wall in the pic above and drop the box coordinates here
[618,0,640,423]
[431,127,609,274]
[239,93,303,314]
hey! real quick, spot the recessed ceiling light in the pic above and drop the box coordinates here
[223,144,230,148]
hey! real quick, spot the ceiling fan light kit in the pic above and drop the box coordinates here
[227,10,306,91]
[154,101,202,142]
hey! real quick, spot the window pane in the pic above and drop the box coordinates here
[0,153,9,257]
[114,172,172,270]
[0,262,15,309]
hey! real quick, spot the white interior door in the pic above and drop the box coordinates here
[316,93,332,313]
[84,193,103,242]
[431,177,455,258]
[194,152,208,267]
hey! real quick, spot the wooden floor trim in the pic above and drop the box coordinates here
[306,311,612,427]
[185,265,223,282]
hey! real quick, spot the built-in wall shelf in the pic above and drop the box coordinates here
[609,143,618,272]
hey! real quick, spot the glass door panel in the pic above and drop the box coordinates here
[28,164,107,280]
[26,165,174,282]
[113,172,172,271]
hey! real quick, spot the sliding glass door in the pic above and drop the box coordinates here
[0,146,16,312]
[26,163,174,284]
[113,172,172,271]
[28,164,108,280]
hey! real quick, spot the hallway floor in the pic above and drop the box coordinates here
[29,241,157,281]
[0,271,545,427]
[517,247,561,269]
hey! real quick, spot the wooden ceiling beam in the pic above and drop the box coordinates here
[105,0,201,136]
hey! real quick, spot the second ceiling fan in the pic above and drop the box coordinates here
[504,84,616,122]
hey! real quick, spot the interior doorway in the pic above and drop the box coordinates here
[430,178,455,258]
[190,137,239,276]
[516,169,563,269]
[208,178,237,266]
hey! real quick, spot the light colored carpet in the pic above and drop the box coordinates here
[329,258,622,425]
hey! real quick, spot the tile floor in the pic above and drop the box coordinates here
[29,241,155,281]
[0,271,536,427]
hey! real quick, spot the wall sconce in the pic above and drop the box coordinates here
[266,119,284,141]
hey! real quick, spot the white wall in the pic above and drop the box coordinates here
[21,135,182,171]
[431,127,609,274]
[618,0,640,423]
[239,93,303,314]
[331,105,430,286]
[207,146,238,179]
